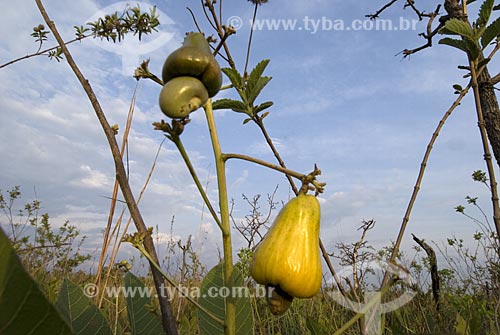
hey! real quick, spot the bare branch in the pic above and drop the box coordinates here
[412,234,440,311]
[492,72,500,86]
[186,6,204,33]
[33,1,178,333]
[401,5,442,57]
[366,0,399,20]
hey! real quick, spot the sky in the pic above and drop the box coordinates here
[1,0,499,275]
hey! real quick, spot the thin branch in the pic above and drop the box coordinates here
[412,234,440,311]
[201,0,218,32]
[366,0,399,20]
[469,49,500,247]
[492,72,500,85]
[0,34,89,69]
[205,0,236,69]
[33,1,178,334]
[380,43,500,289]
[186,6,203,33]
[404,0,424,20]
[253,116,299,195]
[222,153,306,181]
[135,242,225,326]
[172,135,223,230]
[243,3,259,77]
[381,83,470,288]
[95,81,139,293]
[401,5,442,57]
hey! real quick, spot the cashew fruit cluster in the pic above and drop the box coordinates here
[159,32,222,119]
[250,194,322,314]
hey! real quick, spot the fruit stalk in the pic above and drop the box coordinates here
[204,100,236,335]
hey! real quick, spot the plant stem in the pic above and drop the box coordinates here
[171,135,223,230]
[223,152,324,194]
[253,117,299,195]
[243,3,259,77]
[380,85,470,288]
[222,153,305,180]
[380,42,500,288]
[136,243,225,326]
[469,58,500,241]
[204,100,235,335]
[33,1,178,334]
[0,34,90,69]
[332,279,394,335]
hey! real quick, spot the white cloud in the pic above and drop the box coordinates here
[71,165,113,190]
[1,0,496,272]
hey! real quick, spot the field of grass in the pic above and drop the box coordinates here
[1,186,499,335]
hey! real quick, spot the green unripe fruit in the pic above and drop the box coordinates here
[158,76,209,119]
[161,32,222,97]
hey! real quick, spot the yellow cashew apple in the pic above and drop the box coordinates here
[250,194,322,300]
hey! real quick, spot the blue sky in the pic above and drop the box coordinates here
[1,0,499,272]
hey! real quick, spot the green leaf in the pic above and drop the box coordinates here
[124,273,166,335]
[467,0,478,4]
[245,60,272,106]
[0,226,73,335]
[221,68,243,89]
[439,18,475,40]
[465,39,481,59]
[247,76,272,106]
[481,17,500,48]
[212,99,249,114]
[55,280,112,335]
[439,37,469,53]
[197,263,253,335]
[453,84,463,91]
[455,314,470,335]
[246,59,270,93]
[476,0,494,31]
[242,117,252,125]
[253,101,274,115]
[306,318,323,335]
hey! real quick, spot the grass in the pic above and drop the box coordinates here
[2,185,500,335]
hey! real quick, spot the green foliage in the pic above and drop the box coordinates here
[24,5,161,63]
[48,47,64,62]
[439,38,470,53]
[31,24,49,45]
[476,0,495,32]
[86,4,160,42]
[212,98,247,114]
[197,263,253,335]
[440,19,476,40]
[306,318,323,335]
[472,170,488,184]
[455,314,470,335]
[439,0,500,59]
[1,186,91,286]
[0,226,73,334]
[213,60,273,121]
[124,272,166,335]
[56,279,112,335]
[453,83,464,94]
[235,247,254,279]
